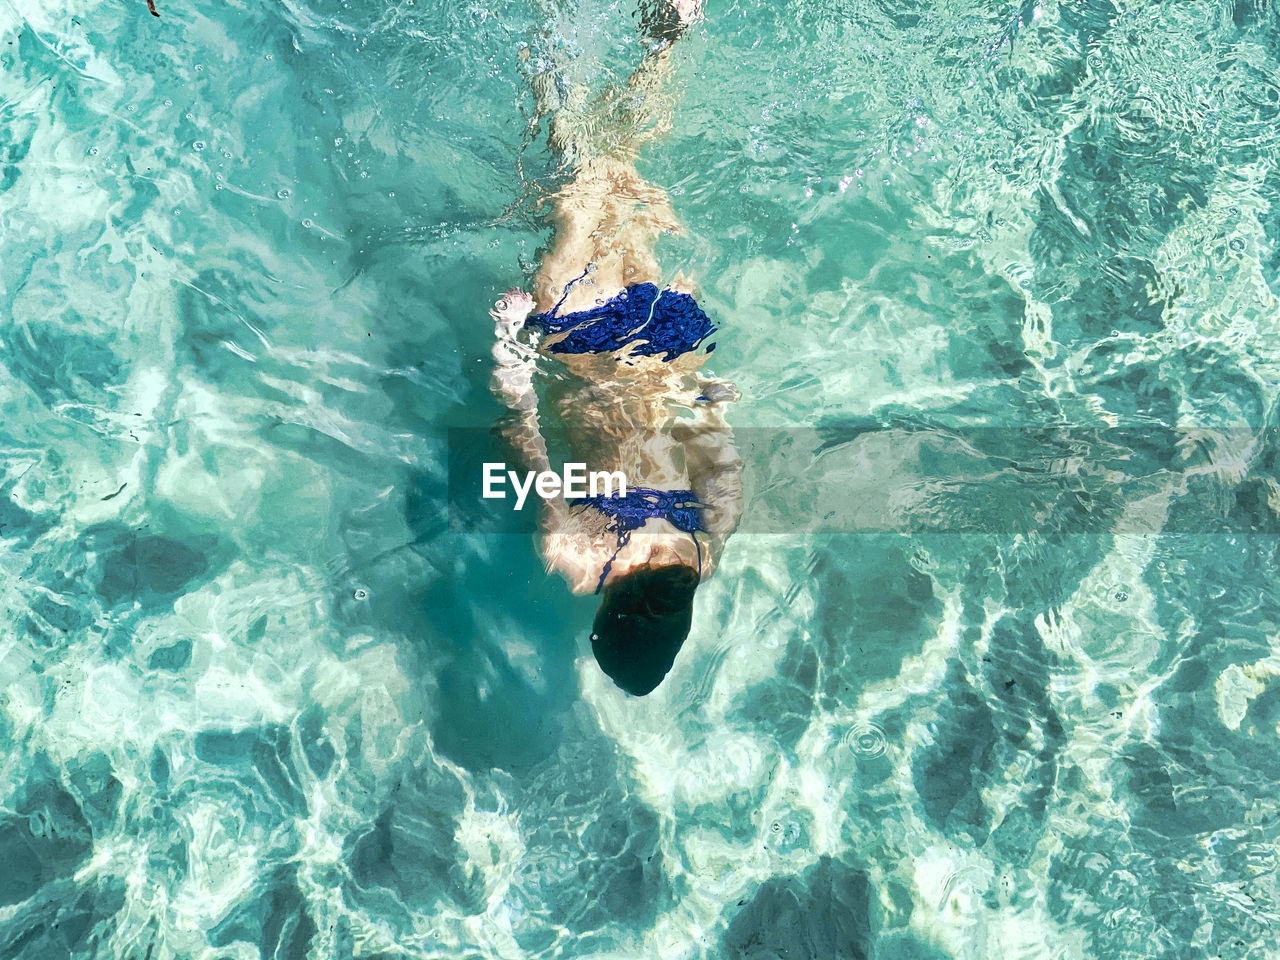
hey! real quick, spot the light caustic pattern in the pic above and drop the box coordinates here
[1,0,1279,958]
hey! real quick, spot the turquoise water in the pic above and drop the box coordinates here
[2,0,1280,956]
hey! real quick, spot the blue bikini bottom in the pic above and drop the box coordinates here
[526,281,716,362]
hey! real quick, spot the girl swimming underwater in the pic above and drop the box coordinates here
[490,0,742,696]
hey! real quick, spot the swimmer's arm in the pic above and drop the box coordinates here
[681,377,745,539]
[692,437,744,540]
[490,290,569,523]
[490,289,538,412]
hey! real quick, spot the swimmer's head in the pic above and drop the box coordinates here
[591,563,699,696]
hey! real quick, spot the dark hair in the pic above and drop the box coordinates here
[591,564,700,696]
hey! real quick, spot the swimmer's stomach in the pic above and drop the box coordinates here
[547,373,705,427]
[550,409,694,485]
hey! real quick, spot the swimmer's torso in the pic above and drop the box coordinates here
[531,277,717,491]
[545,366,703,493]
[514,276,738,594]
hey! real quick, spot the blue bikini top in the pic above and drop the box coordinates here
[573,487,705,592]
[525,280,717,362]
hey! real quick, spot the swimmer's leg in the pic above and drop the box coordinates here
[526,0,701,167]
[624,0,706,136]
[525,0,699,311]
[534,160,681,312]
[639,0,703,42]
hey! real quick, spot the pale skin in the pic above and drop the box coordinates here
[491,0,742,595]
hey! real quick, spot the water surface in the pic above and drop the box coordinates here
[1,0,1279,957]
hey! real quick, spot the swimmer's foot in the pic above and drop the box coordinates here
[639,0,703,45]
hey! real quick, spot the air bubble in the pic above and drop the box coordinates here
[842,720,887,758]
[354,588,368,600]
[277,188,291,200]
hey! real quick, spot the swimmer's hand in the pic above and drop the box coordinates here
[490,289,538,411]
[696,375,739,405]
[492,288,534,341]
